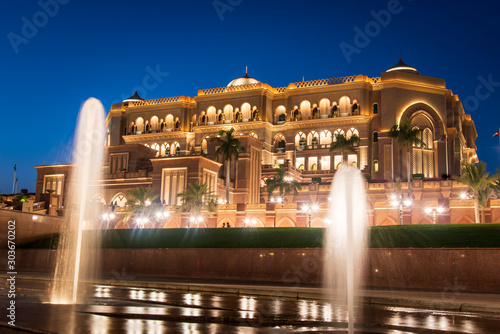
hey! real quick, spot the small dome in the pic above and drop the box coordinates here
[123,91,144,102]
[227,73,260,87]
[386,58,420,74]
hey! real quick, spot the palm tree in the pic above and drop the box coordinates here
[124,186,159,224]
[388,119,424,197]
[177,183,217,226]
[212,128,245,204]
[265,166,302,200]
[458,162,500,223]
[329,133,360,164]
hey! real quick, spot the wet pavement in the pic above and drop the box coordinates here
[1,279,500,333]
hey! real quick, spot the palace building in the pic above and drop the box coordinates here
[36,59,496,227]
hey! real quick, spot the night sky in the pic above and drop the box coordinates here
[1,0,499,193]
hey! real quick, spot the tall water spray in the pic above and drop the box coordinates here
[50,98,105,304]
[324,165,368,334]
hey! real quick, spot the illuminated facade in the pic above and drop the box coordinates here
[36,60,491,226]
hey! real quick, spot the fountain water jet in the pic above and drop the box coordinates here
[50,98,105,304]
[324,165,368,334]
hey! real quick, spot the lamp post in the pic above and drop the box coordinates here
[155,211,170,227]
[424,206,445,224]
[101,213,115,229]
[244,217,257,228]
[391,195,412,225]
[189,215,203,228]
[302,204,319,228]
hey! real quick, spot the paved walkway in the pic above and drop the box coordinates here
[4,273,500,315]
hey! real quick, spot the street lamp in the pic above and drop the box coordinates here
[101,213,115,229]
[302,204,319,228]
[425,206,445,224]
[136,217,148,229]
[244,217,258,227]
[189,215,203,228]
[155,211,170,227]
[391,195,412,225]
[459,192,469,200]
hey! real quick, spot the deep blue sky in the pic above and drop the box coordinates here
[1,0,499,193]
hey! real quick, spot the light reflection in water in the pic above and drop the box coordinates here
[129,289,146,301]
[89,314,110,334]
[183,307,201,317]
[240,297,256,311]
[184,293,201,306]
[182,322,200,334]
[149,291,166,303]
[323,304,333,322]
[94,286,111,298]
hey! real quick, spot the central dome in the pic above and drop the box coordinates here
[227,73,260,87]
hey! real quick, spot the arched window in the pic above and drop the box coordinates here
[207,106,217,123]
[298,164,305,170]
[150,116,158,131]
[373,160,379,172]
[136,117,144,133]
[311,163,317,171]
[223,105,233,123]
[300,100,311,118]
[201,138,208,154]
[339,96,351,116]
[332,129,345,142]
[275,134,286,153]
[160,143,167,156]
[346,128,359,140]
[151,143,160,157]
[351,100,359,115]
[373,103,379,114]
[111,193,127,207]
[412,127,434,177]
[295,132,306,150]
[165,114,174,130]
[171,142,180,156]
[320,130,332,145]
[319,98,330,117]
[241,103,251,120]
[275,105,286,123]
[373,132,379,143]
[307,131,319,147]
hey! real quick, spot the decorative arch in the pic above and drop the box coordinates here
[151,116,159,131]
[377,217,397,226]
[223,105,234,122]
[320,130,332,145]
[295,132,306,149]
[165,114,174,130]
[307,131,319,146]
[151,143,160,157]
[207,106,217,123]
[346,128,359,140]
[274,133,286,152]
[398,102,445,139]
[276,217,296,227]
[452,216,475,224]
[163,219,181,228]
[218,218,235,228]
[93,193,106,205]
[310,217,326,228]
[332,128,345,141]
[339,96,351,116]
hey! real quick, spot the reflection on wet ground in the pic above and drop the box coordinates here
[2,282,500,333]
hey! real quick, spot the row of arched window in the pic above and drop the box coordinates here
[274,97,367,123]
[144,142,181,157]
[273,128,360,153]
[196,103,259,126]
[126,115,181,135]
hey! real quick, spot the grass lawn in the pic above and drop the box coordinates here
[22,224,500,249]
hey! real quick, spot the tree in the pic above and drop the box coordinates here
[458,162,500,223]
[265,166,302,200]
[388,118,424,197]
[177,182,217,222]
[212,128,245,204]
[330,133,360,163]
[124,186,159,222]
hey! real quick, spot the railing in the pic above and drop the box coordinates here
[130,96,181,106]
[293,75,358,88]
[199,83,261,95]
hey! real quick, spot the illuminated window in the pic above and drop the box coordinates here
[373,160,379,172]
[319,98,330,117]
[300,100,311,118]
[412,127,434,177]
[346,128,359,140]
[241,103,252,120]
